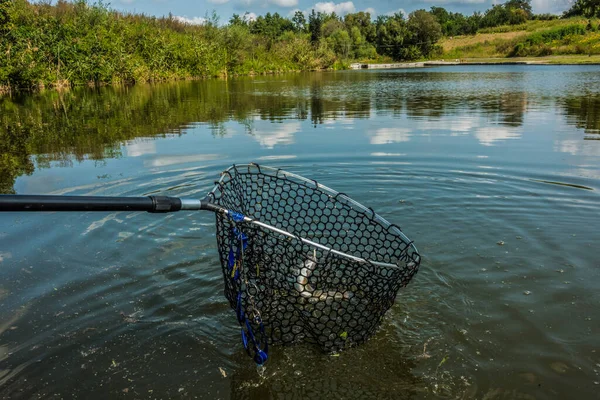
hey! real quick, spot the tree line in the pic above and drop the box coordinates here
[0,0,597,91]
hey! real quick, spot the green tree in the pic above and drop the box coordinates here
[308,10,323,43]
[481,4,510,27]
[407,10,442,58]
[505,0,533,18]
[322,18,345,37]
[344,11,376,43]
[508,8,528,25]
[467,12,482,34]
[375,13,408,60]
[349,26,376,59]
[292,10,306,32]
[565,0,600,18]
[249,12,294,49]
[430,6,450,27]
[328,28,352,58]
[229,13,246,27]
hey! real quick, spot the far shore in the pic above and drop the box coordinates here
[353,55,600,70]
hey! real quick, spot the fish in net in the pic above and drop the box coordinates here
[210,164,420,365]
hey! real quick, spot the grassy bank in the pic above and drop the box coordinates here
[441,17,600,59]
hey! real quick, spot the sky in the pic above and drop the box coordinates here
[110,0,574,24]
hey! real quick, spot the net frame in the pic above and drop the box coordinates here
[208,163,420,360]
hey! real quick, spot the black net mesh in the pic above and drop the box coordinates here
[210,164,420,357]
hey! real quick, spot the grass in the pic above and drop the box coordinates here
[477,17,590,34]
[440,18,600,60]
[441,31,527,52]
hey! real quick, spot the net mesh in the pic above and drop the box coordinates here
[210,164,420,356]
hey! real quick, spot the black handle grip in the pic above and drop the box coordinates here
[0,195,182,213]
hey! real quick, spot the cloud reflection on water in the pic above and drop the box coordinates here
[251,122,301,149]
[368,128,412,144]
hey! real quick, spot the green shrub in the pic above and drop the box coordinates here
[0,0,344,89]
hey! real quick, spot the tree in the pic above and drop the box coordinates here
[229,13,246,27]
[322,18,344,37]
[504,0,533,18]
[308,10,323,43]
[344,12,376,43]
[292,10,306,32]
[430,7,473,37]
[375,13,408,60]
[467,12,482,34]
[328,29,352,58]
[430,6,450,27]
[564,0,600,18]
[407,10,442,57]
[481,4,510,27]
[508,7,528,24]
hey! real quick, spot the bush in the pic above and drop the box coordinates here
[527,24,587,44]
[400,45,422,60]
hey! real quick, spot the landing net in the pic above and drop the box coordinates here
[209,164,420,364]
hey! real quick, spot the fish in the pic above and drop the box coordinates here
[291,250,354,302]
[293,251,318,298]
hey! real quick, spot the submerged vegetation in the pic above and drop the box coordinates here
[1,0,600,92]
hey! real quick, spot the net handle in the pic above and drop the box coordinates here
[0,194,219,214]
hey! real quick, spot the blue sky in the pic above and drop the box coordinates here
[111,0,573,24]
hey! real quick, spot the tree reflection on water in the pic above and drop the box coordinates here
[1,71,599,193]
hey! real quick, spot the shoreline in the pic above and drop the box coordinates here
[3,58,600,96]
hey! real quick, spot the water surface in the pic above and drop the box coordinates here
[1,65,600,399]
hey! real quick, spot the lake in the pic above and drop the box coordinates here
[1,65,599,399]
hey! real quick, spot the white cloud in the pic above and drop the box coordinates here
[288,8,302,17]
[312,2,356,15]
[364,7,376,16]
[421,0,486,3]
[174,15,207,25]
[531,0,571,14]
[368,128,412,144]
[208,0,230,4]
[244,12,257,22]
[385,8,407,19]
[270,0,298,6]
